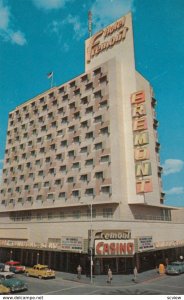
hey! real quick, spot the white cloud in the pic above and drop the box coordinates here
[32,0,71,10]
[162,159,184,176]
[91,0,135,33]
[62,14,87,40]
[165,187,184,195]
[0,0,27,45]
[10,30,27,46]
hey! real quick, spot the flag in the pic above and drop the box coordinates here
[47,72,53,79]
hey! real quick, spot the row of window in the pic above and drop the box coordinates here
[7,99,108,143]
[9,206,113,221]
[9,68,107,126]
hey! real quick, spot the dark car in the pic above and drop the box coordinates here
[0,272,28,292]
[0,263,5,272]
[166,261,184,275]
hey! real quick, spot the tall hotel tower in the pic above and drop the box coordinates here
[0,13,183,274]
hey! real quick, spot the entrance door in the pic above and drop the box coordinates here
[102,258,117,274]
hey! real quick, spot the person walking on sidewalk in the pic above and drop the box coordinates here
[107,268,113,284]
[133,266,138,281]
[77,264,82,279]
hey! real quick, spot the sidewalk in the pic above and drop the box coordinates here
[58,269,165,286]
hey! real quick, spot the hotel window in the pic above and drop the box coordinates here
[59,192,66,199]
[69,102,76,109]
[46,134,52,140]
[39,147,45,153]
[67,176,74,183]
[23,133,28,138]
[47,194,54,200]
[39,116,44,123]
[35,159,40,165]
[60,211,65,219]
[70,80,76,88]
[74,111,80,119]
[57,129,63,136]
[86,106,93,114]
[51,121,57,128]
[103,208,113,218]
[80,174,88,182]
[49,168,55,175]
[94,115,102,123]
[73,210,81,219]
[74,88,80,96]
[45,157,51,163]
[72,162,80,169]
[87,208,96,219]
[68,125,75,132]
[73,136,80,143]
[68,150,75,157]
[48,212,53,219]
[86,82,93,90]
[42,104,47,111]
[61,140,67,147]
[93,67,101,76]
[85,159,93,166]
[80,146,88,154]
[86,131,93,139]
[52,99,57,106]
[100,155,110,163]
[41,125,47,132]
[95,171,103,179]
[62,117,68,124]
[94,90,102,99]
[37,137,42,143]
[100,100,108,109]
[81,74,88,82]
[94,142,103,150]
[44,181,50,187]
[48,112,53,118]
[85,188,94,196]
[37,195,42,200]
[81,96,88,105]
[34,183,39,189]
[101,185,111,194]
[55,179,61,185]
[39,97,44,103]
[58,86,65,94]
[63,94,68,101]
[56,153,62,160]
[20,175,25,180]
[24,185,29,191]
[31,150,36,156]
[100,126,109,135]
[29,173,34,178]
[38,170,44,176]
[50,144,56,150]
[60,165,66,173]
[72,190,80,197]
[81,120,88,128]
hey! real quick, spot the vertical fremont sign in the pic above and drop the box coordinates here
[131,91,153,194]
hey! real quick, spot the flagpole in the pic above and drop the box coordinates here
[51,73,54,89]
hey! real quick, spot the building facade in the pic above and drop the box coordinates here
[0,13,183,274]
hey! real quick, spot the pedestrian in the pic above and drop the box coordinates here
[107,268,112,284]
[77,264,82,279]
[133,266,138,281]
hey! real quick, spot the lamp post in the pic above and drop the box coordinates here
[37,252,40,264]
[89,200,93,284]
[80,199,93,284]
[10,250,13,261]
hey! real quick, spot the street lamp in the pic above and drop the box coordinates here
[10,250,13,261]
[89,200,93,284]
[80,200,93,284]
[37,252,40,264]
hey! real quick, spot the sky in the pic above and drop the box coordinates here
[0,0,183,207]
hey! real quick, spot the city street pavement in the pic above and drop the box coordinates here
[58,269,163,286]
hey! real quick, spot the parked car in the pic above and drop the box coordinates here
[0,272,28,292]
[0,263,5,272]
[25,264,55,279]
[166,261,184,275]
[0,284,10,294]
[5,261,25,273]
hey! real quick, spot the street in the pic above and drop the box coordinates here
[13,271,184,295]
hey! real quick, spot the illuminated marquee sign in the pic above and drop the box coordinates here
[95,239,134,256]
[86,16,128,63]
[131,91,153,193]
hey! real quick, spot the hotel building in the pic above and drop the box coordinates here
[0,13,183,274]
